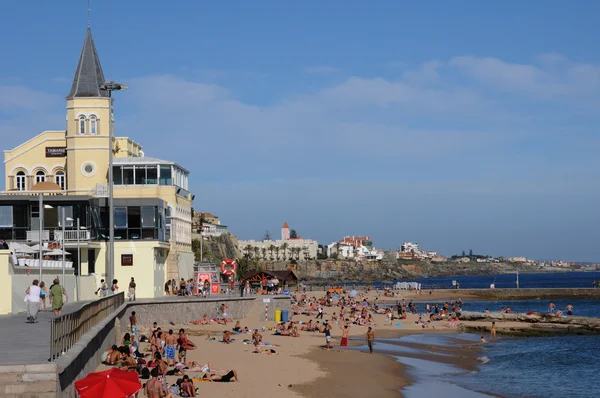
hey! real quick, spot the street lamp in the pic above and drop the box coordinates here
[99,81,128,287]
[38,197,53,283]
[66,217,84,301]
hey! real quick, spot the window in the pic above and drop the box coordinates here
[159,165,172,185]
[146,166,158,184]
[55,170,65,190]
[122,167,134,185]
[16,171,25,191]
[112,166,123,185]
[134,166,146,185]
[79,115,86,134]
[0,206,13,228]
[165,207,172,241]
[89,115,97,134]
[35,170,46,184]
[114,207,128,228]
[141,206,155,228]
[58,206,73,228]
[127,207,141,239]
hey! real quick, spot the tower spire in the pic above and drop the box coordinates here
[66,26,108,99]
[87,0,91,27]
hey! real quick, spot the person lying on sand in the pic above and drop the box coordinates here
[201,369,239,382]
[222,330,233,344]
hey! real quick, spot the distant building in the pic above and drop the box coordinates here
[240,221,317,261]
[281,222,290,240]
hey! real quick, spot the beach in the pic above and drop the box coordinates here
[96,287,599,397]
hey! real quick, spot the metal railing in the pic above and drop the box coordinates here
[54,229,91,242]
[50,292,125,361]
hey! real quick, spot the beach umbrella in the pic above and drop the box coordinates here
[75,368,141,398]
[349,289,358,297]
[14,244,37,254]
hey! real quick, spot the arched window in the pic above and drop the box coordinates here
[79,115,86,134]
[55,170,65,190]
[90,115,97,134]
[35,170,46,184]
[16,171,26,191]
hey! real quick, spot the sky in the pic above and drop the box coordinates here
[1,1,599,261]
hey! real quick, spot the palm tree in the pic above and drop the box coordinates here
[253,247,260,261]
[244,245,253,259]
[282,242,289,261]
[261,247,267,260]
[275,246,280,261]
[302,246,309,260]
[294,247,301,260]
[269,245,275,260]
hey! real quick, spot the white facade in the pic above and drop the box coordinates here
[400,242,420,253]
[356,245,384,261]
[239,238,318,261]
[202,223,228,237]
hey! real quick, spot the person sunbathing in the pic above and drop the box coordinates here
[201,369,239,382]
[222,331,232,344]
[233,321,242,332]
[200,314,210,325]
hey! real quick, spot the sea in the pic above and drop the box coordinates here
[357,272,600,397]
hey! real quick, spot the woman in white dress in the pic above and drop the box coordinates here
[25,279,41,323]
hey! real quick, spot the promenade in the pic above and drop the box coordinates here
[0,301,89,365]
[0,292,252,366]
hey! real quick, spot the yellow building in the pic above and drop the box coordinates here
[1,27,194,299]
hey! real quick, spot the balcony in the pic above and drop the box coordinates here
[26,229,91,242]
[54,230,91,242]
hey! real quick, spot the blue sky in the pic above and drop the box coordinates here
[1,1,599,261]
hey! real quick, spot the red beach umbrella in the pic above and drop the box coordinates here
[75,368,141,398]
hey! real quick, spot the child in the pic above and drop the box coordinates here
[130,311,137,337]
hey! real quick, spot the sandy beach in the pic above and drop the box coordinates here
[96,288,505,397]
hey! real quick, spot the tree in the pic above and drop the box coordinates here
[469,249,473,258]
[290,229,298,239]
[261,247,267,260]
[269,245,275,260]
[302,246,309,260]
[263,230,271,241]
[275,246,280,261]
[282,242,289,261]
[461,250,466,257]
[253,247,260,260]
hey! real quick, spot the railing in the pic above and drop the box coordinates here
[26,230,50,242]
[89,183,108,198]
[50,292,125,361]
[54,230,91,242]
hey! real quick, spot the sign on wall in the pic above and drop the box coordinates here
[121,254,133,266]
[46,147,66,157]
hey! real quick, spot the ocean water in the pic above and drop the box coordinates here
[461,298,600,318]
[454,334,600,398]
[375,271,600,289]
[370,334,600,398]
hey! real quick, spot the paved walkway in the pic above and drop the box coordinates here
[0,301,89,365]
[0,293,262,365]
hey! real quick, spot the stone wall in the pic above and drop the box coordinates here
[0,364,58,397]
[117,296,257,329]
[460,288,600,300]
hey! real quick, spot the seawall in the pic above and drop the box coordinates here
[0,295,290,398]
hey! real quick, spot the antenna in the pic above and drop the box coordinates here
[87,0,91,27]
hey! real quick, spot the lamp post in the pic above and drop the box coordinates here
[99,81,128,287]
[61,207,65,285]
[66,217,82,301]
[38,195,43,283]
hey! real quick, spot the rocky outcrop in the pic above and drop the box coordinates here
[459,311,600,332]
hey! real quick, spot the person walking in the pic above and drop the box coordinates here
[111,279,119,295]
[95,279,109,297]
[239,280,245,297]
[128,277,136,301]
[49,278,67,317]
[25,279,41,323]
[39,281,47,312]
